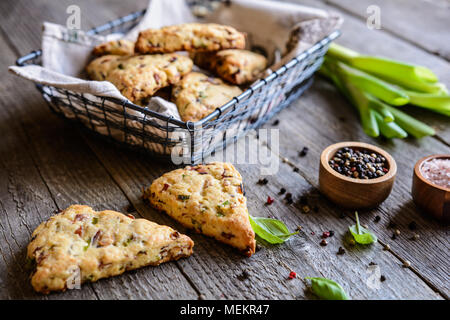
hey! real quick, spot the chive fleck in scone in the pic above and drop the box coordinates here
[92,39,135,56]
[86,53,193,104]
[143,162,256,257]
[192,49,267,85]
[27,205,193,294]
[172,72,242,122]
[135,23,245,54]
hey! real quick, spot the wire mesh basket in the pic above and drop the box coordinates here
[16,7,340,164]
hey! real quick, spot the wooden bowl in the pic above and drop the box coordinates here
[412,154,450,222]
[319,142,397,209]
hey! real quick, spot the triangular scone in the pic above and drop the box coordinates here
[144,162,256,256]
[27,205,193,294]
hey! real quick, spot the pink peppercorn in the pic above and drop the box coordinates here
[267,196,274,205]
[288,271,296,279]
[322,231,330,238]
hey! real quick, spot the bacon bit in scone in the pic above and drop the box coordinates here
[221,232,235,240]
[92,230,103,246]
[74,214,87,222]
[170,231,180,240]
[127,214,135,219]
[74,226,83,237]
[288,271,297,280]
[266,196,274,205]
[196,167,208,174]
[162,183,170,191]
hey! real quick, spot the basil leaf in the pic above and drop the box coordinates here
[305,277,349,300]
[349,211,377,244]
[249,215,298,244]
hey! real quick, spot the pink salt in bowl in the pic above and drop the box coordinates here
[412,154,450,223]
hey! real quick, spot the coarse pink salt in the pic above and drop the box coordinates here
[420,158,450,189]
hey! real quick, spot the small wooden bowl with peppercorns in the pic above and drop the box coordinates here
[412,154,450,223]
[319,142,397,209]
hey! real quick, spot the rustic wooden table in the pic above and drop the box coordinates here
[1,0,449,300]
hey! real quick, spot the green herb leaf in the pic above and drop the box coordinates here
[249,216,298,244]
[305,277,349,300]
[92,217,98,225]
[349,212,377,244]
[83,238,91,251]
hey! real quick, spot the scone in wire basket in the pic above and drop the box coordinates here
[16,8,339,164]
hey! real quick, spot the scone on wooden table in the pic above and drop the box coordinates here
[143,162,256,257]
[93,39,135,56]
[135,23,245,54]
[192,49,267,85]
[27,205,193,294]
[172,72,242,122]
[86,53,193,105]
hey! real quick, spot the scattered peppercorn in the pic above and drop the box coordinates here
[293,167,299,172]
[408,221,418,230]
[296,226,302,232]
[349,239,356,246]
[339,213,346,219]
[288,271,297,280]
[395,229,401,236]
[313,205,319,213]
[380,275,386,282]
[311,231,315,235]
[272,119,279,126]
[369,262,377,266]
[403,260,411,268]
[412,234,420,240]
[320,239,328,246]
[285,193,292,200]
[337,247,346,255]
[257,178,268,185]
[322,231,330,238]
[328,230,335,237]
[302,205,310,213]
[388,221,397,229]
[299,196,308,205]
[279,187,286,195]
[198,294,206,300]
[384,244,390,250]
[266,196,274,205]
[328,147,388,179]
[237,270,250,281]
[391,233,397,240]
[299,147,309,157]
[374,215,381,223]
[126,204,135,213]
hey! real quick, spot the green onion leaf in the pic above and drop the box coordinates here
[384,105,436,138]
[305,277,349,300]
[249,216,298,244]
[403,90,450,117]
[349,212,377,244]
[336,62,410,106]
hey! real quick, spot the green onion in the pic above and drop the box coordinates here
[383,105,436,138]
[403,90,450,116]
[374,111,407,139]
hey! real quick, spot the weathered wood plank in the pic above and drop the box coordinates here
[263,78,450,298]
[81,130,442,299]
[323,0,450,61]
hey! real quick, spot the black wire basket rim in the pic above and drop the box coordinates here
[15,8,340,130]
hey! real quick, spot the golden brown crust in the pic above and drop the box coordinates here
[86,54,193,104]
[27,205,193,294]
[192,49,267,85]
[143,162,256,257]
[135,23,245,54]
[172,72,242,122]
[92,39,135,56]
